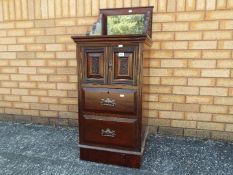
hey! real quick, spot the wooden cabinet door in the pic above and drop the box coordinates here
[80,47,107,84]
[110,45,138,85]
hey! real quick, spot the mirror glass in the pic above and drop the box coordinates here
[107,14,145,35]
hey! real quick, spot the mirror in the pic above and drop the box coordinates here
[87,7,153,37]
[107,14,145,35]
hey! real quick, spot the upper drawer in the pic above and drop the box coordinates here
[82,87,137,116]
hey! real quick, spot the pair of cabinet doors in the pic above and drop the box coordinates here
[80,45,139,85]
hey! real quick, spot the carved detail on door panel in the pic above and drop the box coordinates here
[91,57,100,74]
[119,57,129,75]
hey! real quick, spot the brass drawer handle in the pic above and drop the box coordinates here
[100,98,116,107]
[101,128,116,138]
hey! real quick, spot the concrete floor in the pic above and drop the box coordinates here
[0,121,232,175]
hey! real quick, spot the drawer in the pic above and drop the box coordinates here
[82,87,137,115]
[81,115,138,149]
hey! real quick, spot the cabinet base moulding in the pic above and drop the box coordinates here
[80,148,141,168]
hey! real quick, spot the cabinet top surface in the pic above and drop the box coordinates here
[71,34,152,46]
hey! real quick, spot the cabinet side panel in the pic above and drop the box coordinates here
[77,44,84,144]
[138,43,146,148]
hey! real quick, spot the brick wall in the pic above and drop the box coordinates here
[0,0,232,137]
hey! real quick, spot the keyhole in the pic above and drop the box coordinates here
[109,61,113,70]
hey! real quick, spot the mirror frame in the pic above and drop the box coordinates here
[99,7,153,37]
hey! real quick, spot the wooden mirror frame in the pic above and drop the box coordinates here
[99,6,153,37]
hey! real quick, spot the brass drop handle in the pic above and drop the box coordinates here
[101,128,116,138]
[100,98,116,107]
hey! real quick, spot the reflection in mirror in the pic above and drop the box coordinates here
[107,14,145,35]
[88,14,103,36]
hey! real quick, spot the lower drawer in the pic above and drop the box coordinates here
[81,115,138,149]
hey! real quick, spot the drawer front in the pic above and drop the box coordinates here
[82,87,137,115]
[81,115,138,149]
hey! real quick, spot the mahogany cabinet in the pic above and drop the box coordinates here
[72,6,153,168]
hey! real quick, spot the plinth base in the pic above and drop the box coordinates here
[80,147,141,168]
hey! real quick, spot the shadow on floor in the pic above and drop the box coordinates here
[0,122,232,175]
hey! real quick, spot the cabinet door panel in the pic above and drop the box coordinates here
[111,45,138,85]
[114,52,133,79]
[81,47,106,84]
[87,52,103,78]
